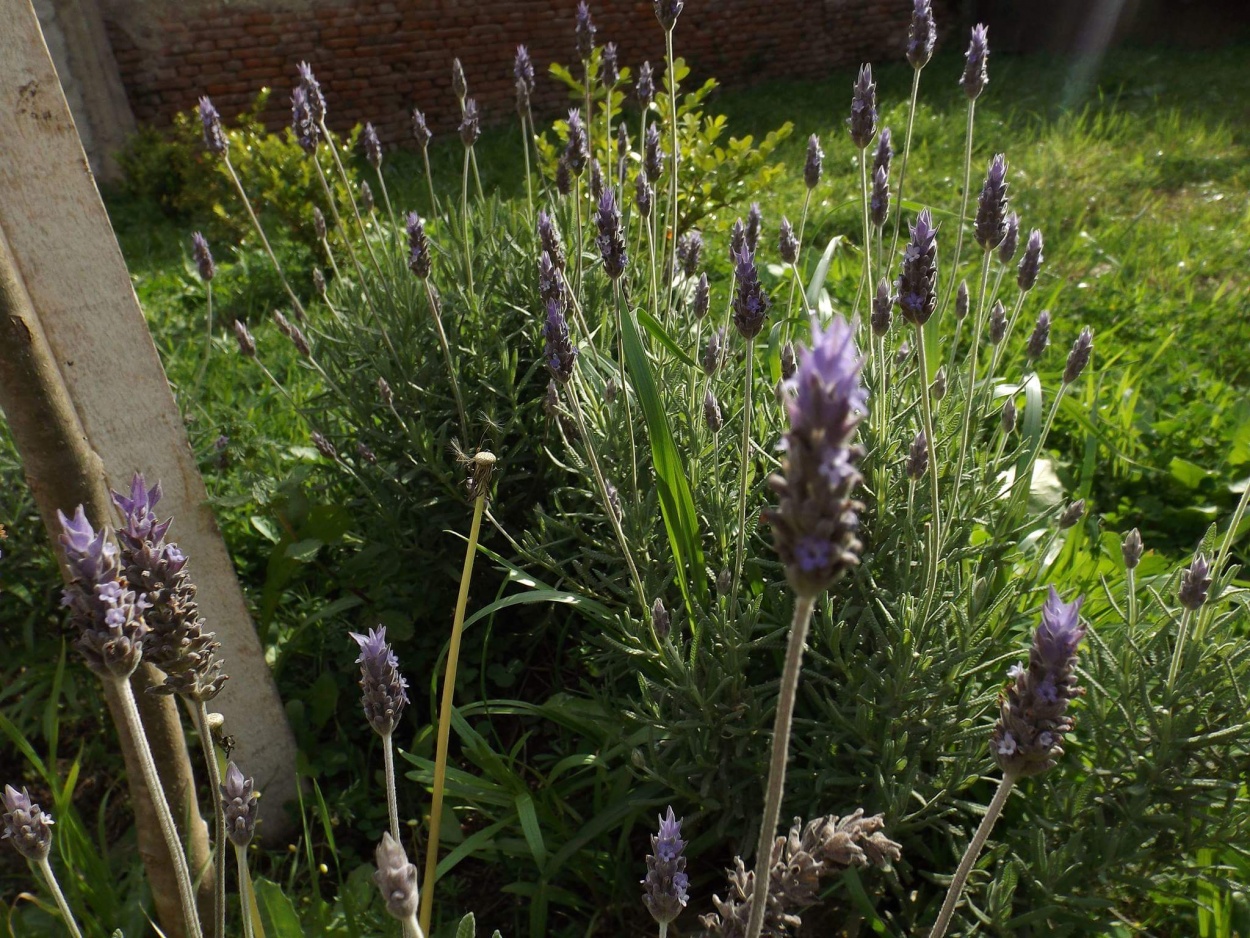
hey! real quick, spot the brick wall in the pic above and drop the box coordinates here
[103,0,958,147]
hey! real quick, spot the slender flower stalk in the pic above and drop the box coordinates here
[3,786,85,938]
[1170,553,1212,688]
[412,109,438,215]
[420,460,494,935]
[663,27,681,319]
[194,702,228,938]
[235,844,256,938]
[36,854,85,938]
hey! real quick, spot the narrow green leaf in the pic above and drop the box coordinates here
[805,234,845,311]
[515,792,549,868]
[636,306,698,369]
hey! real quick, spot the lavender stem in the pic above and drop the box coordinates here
[36,857,84,938]
[235,844,255,938]
[887,67,923,272]
[383,731,401,843]
[938,100,977,319]
[222,157,307,321]
[730,340,755,614]
[197,702,228,938]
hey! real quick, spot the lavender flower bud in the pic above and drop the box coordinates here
[745,203,762,254]
[544,299,577,383]
[989,300,1007,344]
[363,122,383,169]
[804,134,823,191]
[895,208,938,326]
[311,431,337,461]
[313,268,326,296]
[290,85,319,154]
[538,211,566,271]
[349,626,409,736]
[357,442,377,465]
[703,327,725,375]
[653,0,684,31]
[848,64,878,150]
[515,45,536,98]
[234,320,256,357]
[870,165,890,229]
[906,431,928,481]
[991,587,1085,777]
[644,123,664,181]
[716,569,731,596]
[960,24,990,101]
[1001,397,1017,433]
[589,158,604,201]
[459,98,481,148]
[406,212,431,279]
[1026,310,1051,360]
[198,96,228,155]
[677,230,703,277]
[538,251,565,309]
[729,219,746,258]
[555,156,572,195]
[1179,554,1212,610]
[575,2,596,61]
[221,761,259,847]
[1018,228,1044,291]
[595,188,627,279]
[907,0,937,70]
[606,480,623,521]
[312,206,327,242]
[764,316,867,597]
[956,279,969,319]
[778,217,798,265]
[451,57,468,100]
[1059,499,1085,529]
[411,108,432,149]
[360,181,374,214]
[1063,327,1093,384]
[602,42,619,87]
[191,232,215,282]
[296,61,325,123]
[931,365,947,401]
[378,376,394,408]
[693,274,710,320]
[637,61,655,106]
[604,377,618,404]
[273,309,293,338]
[871,279,894,336]
[566,109,589,175]
[1123,528,1143,570]
[375,833,420,920]
[781,342,797,380]
[642,807,689,925]
[2,786,53,861]
[731,246,770,340]
[895,339,911,366]
[873,127,893,178]
[617,122,630,176]
[651,598,671,639]
[998,212,1020,264]
[975,154,1010,251]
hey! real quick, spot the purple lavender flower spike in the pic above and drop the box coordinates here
[595,188,627,279]
[991,587,1086,777]
[514,45,536,99]
[406,212,431,279]
[677,230,703,276]
[311,431,337,461]
[848,64,878,150]
[778,217,798,265]
[975,153,1010,250]
[1063,326,1093,384]
[1123,528,1143,570]
[955,279,969,319]
[651,598,671,640]
[544,299,577,383]
[961,24,990,100]
[642,807,689,925]
[2,785,53,861]
[575,1,596,61]
[296,61,326,122]
[907,431,929,480]
[1059,499,1085,529]
[693,274,710,321]
[1179,554,1212,610]
[731,246,770,340]
[745,203,762,253]
[895,208,939,326]
[729,219,746,258]
[763,316,867,597]
[555,156,572,196]
[538,251,565,309]
[998,211,1020,264]
[644,123,664,180]
[871,279,893,337]
[805,134,823,191]
[363,122,383,169]
[112,473,167,545]
[234,320,256,358]
[350,625,409,736]
[290,85,319,154]
[313,206,327,241]
[702,326,724,374]
[635,170,654,218]
[1001,397,1017,433]
[375,833,420,921]
[538,211,566,271]
[873,126,893,178]
[870,165,890,229]
[601,42,619,87]
[565,109,589,175]
[654,0,684,31]
[459,98,481,148]
[989,300,1007,344]
[781,342,797,380]
[191,232,215,283]
[198,96,228,155]
[411,108,432,149]
[1026,309,1051,360]
[451,57,468,100]
[589,158,604,201]
[637,61,655,106]
[360,181,375,214]
[221,762,259,847]
[907,0,937,70]
[1018,228,1044,291]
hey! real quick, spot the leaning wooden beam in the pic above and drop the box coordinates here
[0,0,297,830]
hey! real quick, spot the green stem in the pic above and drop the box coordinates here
[928,771,1017,938]
[916,331,943,630]
[222,157,306,320]
[316,118,383,278]
[938,100,977,317]
[36,857,84,938]
[730,340,755,613]
[419,493,486,936]
[112,677,203,938]
[613,284,640,496]
[461,148,477,306]
[422,148,438,218]
[421,280,469,440]
[855,151,872,321]
[573,175,585,298]
[194,283,213,390]
[383,731,401,843]
[520,114,534,221]
[197,702,227,938]
[1167,606,1195,692]
[664,29,681,320]
[235,845,255,938]
[743,593,818,938]
[783,190,813,333]
[887,67,923,273]
[951,251,993,511]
